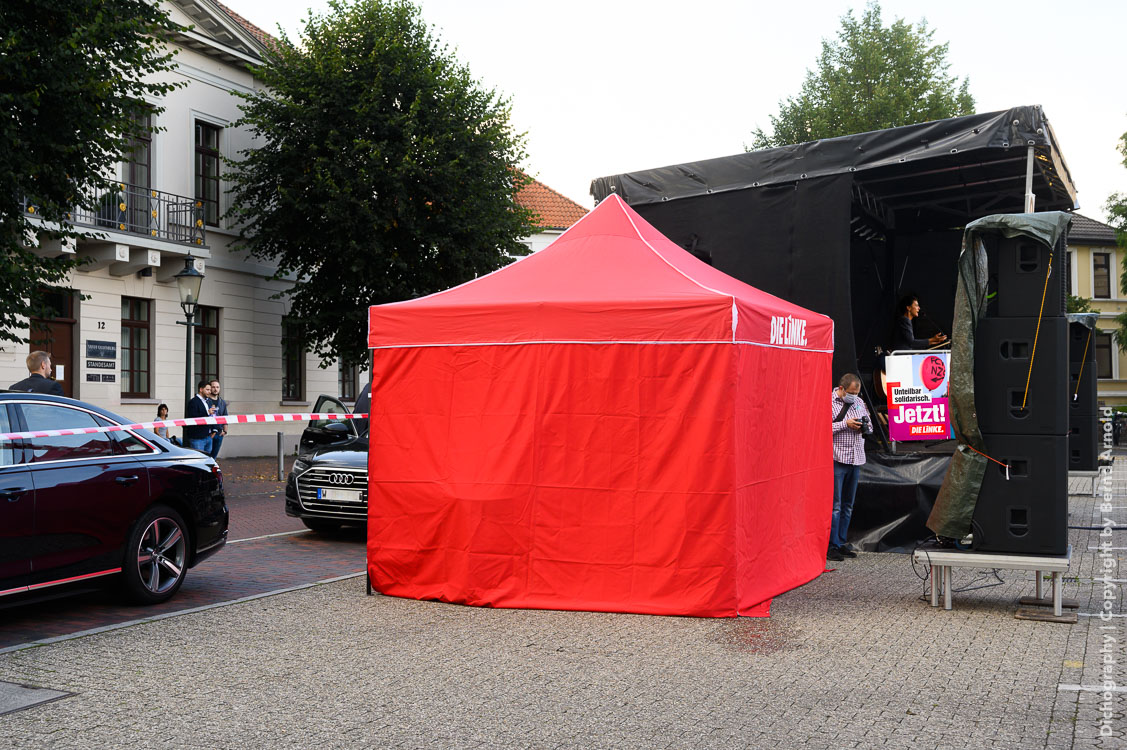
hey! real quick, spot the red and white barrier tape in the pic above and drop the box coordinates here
[0,412,369,442]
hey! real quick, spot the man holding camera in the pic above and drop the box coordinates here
[830,373,871,561]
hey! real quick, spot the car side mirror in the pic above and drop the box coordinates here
[325,422,351,435]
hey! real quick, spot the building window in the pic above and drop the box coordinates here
[126,110,152,189]
[121,297,151,398]
[1093,252,1112,299]
[195,121,221,226]
[1095,331,1114,380]
[194,306,219,384]
[282,318,304,401]
[125,109,153,232]
[339,363,359,401]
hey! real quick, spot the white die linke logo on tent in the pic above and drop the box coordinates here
[329,473,355,486]
[769,315,808,347]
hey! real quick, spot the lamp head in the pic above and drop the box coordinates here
[175,256,205,317]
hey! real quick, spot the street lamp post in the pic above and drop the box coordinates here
[174,256,205,407]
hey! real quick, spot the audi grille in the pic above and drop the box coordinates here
[294,466,368,520]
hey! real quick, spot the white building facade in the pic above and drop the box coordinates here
[3,0,346,456]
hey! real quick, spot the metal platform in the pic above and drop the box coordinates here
[1069,470,1101,497]
[912,545,1074,621]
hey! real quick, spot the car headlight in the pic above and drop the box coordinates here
[291,458,311,476]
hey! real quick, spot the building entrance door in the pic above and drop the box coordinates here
[29,290,76,398]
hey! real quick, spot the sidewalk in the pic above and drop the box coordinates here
[0,461,1123,749]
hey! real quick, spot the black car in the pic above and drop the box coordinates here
[285,394,367,531]
[0,392,228,605]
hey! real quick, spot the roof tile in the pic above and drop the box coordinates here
[215,1,278,51]
[1069,213,1118,245]
[515,177,589,231]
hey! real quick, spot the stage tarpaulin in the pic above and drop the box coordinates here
[366,194,834,617]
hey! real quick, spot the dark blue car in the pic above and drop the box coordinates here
[0,392,228,605]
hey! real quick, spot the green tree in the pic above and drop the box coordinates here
[1108,129,1127,350]
[1067,295,1093,314]
[750,2,974,149]
[0,0,181,344]
[227,0,535,368]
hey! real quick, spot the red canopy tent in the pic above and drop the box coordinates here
[366,194,834,617]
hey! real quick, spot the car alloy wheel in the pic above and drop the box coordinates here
[124,505,189,604]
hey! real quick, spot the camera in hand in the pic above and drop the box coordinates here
[859,415,872,435]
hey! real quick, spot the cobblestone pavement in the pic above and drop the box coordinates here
[0,458,1124,749]
[0,457,364,650]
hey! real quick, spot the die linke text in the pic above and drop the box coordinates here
[769,315,807,347]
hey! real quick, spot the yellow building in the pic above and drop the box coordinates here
[1067,214,1126,406]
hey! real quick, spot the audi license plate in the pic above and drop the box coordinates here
[317,488,363,502]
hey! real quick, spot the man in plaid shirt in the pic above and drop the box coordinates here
[829,373,869,561]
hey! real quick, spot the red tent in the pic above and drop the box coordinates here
[366,194,834,617]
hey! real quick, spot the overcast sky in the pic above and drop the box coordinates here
[229,0,1126,222]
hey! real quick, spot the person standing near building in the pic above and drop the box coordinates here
[154,403,171,440]
[830,373,870,562]
[9,351,64,395]
[208,379,228,459]
[184,380,216,454]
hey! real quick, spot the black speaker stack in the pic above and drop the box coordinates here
[1068,321,1100,472]
[972,232,1069,555]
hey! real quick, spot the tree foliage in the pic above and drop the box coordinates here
[750,2,974,149]
[227,0,535,368]
[0,0,181,343]
[1067,294,1093,314]
[1107,130,1127,350]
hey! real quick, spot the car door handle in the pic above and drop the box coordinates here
[0,487,28,502]
[115,475,140,486]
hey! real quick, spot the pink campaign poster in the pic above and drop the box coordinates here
[885,352,952,441]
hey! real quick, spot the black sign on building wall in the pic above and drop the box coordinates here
[86,340,118,360]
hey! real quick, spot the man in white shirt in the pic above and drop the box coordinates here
[830,373,870,561]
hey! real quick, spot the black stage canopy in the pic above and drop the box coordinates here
[590,105,1077,385]
[590,105,1075,224]
[590,105,1078,550]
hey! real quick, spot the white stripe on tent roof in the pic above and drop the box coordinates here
[367,191,607,345]
[614,194,738,342]
[369,339,833,353]
[370,194,734,311]
[373,191,602,309]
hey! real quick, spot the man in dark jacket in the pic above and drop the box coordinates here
[184,380,216,453]
[9,351,64,395]
[892,295,947,352]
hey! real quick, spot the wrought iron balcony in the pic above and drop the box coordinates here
[22,182,207,248]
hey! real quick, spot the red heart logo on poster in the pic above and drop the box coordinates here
[920,355,946,391]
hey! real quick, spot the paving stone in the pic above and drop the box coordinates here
[1,455,1126,748]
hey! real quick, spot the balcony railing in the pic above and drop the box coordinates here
[22,182,207,249]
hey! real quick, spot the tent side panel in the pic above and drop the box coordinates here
[366,342,741,617]
[733,344,833,613]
